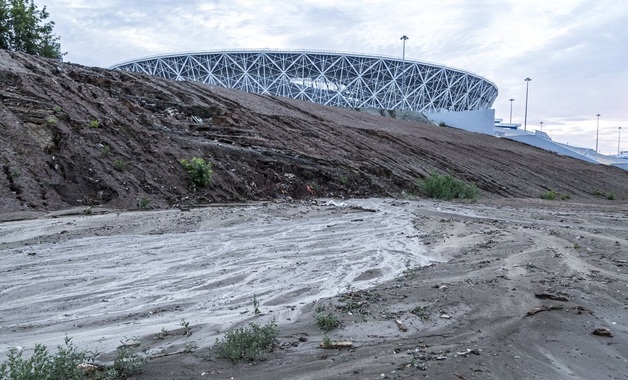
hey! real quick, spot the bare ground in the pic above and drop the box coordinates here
[1,198,627,379]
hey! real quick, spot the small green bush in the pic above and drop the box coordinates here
[9,168,20,178]
[540,190,557,200]
[47,115,58,125]
[180,157,213,190]
[418,172,478,200]
[88,119,99,129]
[113,159,126,171]
[607,193,615,200]
[137,196,151,209]
[214,320,278,363]
[316,313,341,332]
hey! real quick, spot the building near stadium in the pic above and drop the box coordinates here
[111,49,498,132]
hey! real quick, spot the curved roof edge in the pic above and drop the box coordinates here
[109,48,498,90]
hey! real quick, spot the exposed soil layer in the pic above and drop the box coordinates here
[1,50,628,216]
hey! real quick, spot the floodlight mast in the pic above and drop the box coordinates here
[523,78,531,131]
[595,114,601,153]
[400,35,409,109]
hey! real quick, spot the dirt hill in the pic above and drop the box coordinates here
[1,50,627,214]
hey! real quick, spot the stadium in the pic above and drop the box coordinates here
[110,49,498,114]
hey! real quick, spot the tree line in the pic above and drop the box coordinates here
[0,0,63,58]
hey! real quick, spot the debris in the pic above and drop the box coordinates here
[117,341,140,349]
[395,319,408,332]
[535,293,569,302]
[319,340,353,349]
[592,328,612,337]
[440,314,451,319]
[526,305,563,316]
[76,363,105,374]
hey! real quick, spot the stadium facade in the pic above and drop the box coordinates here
[110,49,498,114]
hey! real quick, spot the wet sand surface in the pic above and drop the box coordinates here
[0,199,436,359]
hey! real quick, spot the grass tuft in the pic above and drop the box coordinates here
[315,313,341,332]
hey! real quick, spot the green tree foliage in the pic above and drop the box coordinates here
[0,0,63,58]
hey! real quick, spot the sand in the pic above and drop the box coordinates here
[1,198,627,379]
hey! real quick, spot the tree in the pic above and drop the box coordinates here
[0,0,63,59]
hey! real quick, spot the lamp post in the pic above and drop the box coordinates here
[540,121,544,131]
[595,114,601,153]
[619,127,622,155]
[509,98,514,124]
[523,78,531,132]
[400,35,409,109]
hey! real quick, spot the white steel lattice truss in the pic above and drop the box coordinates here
[111,50,498,113]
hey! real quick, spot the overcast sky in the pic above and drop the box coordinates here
[44,0,628,155]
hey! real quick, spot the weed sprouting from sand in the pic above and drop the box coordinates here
[404,259,417,280]
[180,319,192,337]
[607,193,615,200]
[322,336,332,348]
[411,305,430,320]
[316,313,341,332]
[214,320,279,362]
[252,294,261,315]
[110,337,146,378]
[88,119,99,128]
[183,342,197,353]
[418,172,478,201]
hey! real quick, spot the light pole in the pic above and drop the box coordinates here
[509,98,514,124]
[524,78,531,132]
[595,114,601,153]
[540,121,544,131]
[619,127,622,155]
[400,35,409,108]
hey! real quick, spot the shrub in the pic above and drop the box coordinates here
[88,119,99,128]
[214,320,278,362]
[47,115,57,125]
[113,159,126,171]
[137,196,151,209]
[0,336,145,380]
[180,157,213,190]
[540,190,557,200]
[418,172,478,200]
[316,313,340,332]
[0,337,91,380]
